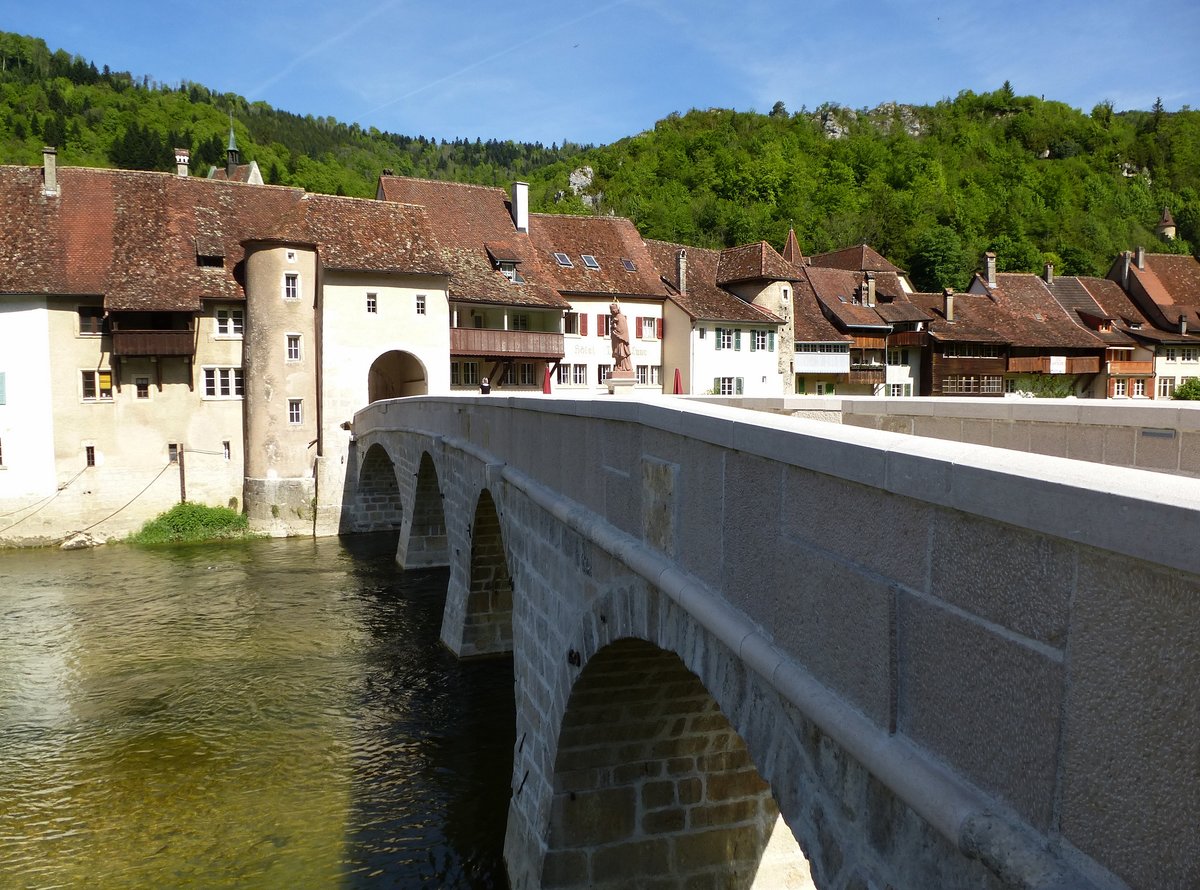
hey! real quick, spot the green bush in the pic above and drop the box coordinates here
[1174,378,1200,400]
[127,502,254,545]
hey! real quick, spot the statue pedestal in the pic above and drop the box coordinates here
[606,373,637,395]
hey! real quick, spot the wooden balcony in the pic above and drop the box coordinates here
[888,331,927,348]
[1107,360,1156,377]
[1007,356,1100,375]
[451,327,565,359]
[845,368,886,385]
[110,328,195,357]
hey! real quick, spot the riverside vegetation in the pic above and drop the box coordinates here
[1,31,1198,292]
[126,502,258,545]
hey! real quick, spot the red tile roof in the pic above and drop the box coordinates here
[808,243,907,275]
[781,228,805,265]
[903,291,1011,344]
[788,269,854,344]
[529,213,666,299]
[644,239,781,324]
[715,241,801,285]
[377,175,567,308]
[975,273,1108,349]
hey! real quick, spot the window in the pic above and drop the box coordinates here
[168,443,180,464]
[564,312,580,335]
[460,362,479,386]
[215,307,244,336]
[223,440,231,461]
[1159,377,1177,398]
[714,376,743,395]
[85,445,96,467]
[941,344,1001,359]
[511,313,529,331]
[416,294,427,315]
[572,364,587,385]
[889,383,912,397]
[650,366,661,386]
[81,370,113,401]
[499,262,518,281]
[943,375,1003,394]
[638,317,661,340]
[1133,378,1146,397]
[1005,378,1017,394]
[621,258,636,272]
[78,307,104,336]
[1164,348,1177,362]
[283,272,300,300]
[366,292,378,314]
[203,367,245,398]
[752,331,769,351]
[698,327,706,340]
[135,376,150,399]
[553,252,573,267]
[816,382,833,396]
[597,364,611,385]
[636,365,648,385]
[286,250,297,263]
[450,362,461,386]
[557,364,571,385]
[503,364,517,386]
[887,349,910,366]
[197,254,223,268]
[581,254,600,270]
[716,328,733,350]
[795,343,850,354]
[1183,348,1198,362]
[1114,379,1127,397]
[288,399,303,424]
[519,363,536,387]
[286,335,301,361]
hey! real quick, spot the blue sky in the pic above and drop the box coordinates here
[7,0,1199,146]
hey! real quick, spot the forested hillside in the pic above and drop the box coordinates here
[2,30,1198,289]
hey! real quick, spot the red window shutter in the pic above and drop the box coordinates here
[637,317,644,338]
[598,314,609,337]
[580,313,588,336]
[656,318,663,339]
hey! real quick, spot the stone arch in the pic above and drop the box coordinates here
[442,489,513,658]
[540,637,811,890]
[352,443,404,533]
[368,350,427,402]
[398,451,449,568]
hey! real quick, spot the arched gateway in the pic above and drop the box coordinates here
[368,350,427,402]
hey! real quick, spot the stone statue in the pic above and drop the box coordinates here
[610,301,632,374]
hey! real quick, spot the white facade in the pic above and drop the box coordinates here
[1153,344,1200,398]
[558,297,664,392]
[688,321,784,396]
[0,297,57,505]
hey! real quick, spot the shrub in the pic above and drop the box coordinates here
[1174,378,1200,400]
[127,502,254,545]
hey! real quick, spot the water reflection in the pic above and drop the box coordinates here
[0,534,514,889]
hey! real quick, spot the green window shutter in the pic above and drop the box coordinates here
[735,377,744,395]
[769,331,775,352]
[796,377,805,394]
[713,377,720,393]
[750,331,757,352]
[0,371,6,405]
[734,329,742,351]
[715,328,722,350]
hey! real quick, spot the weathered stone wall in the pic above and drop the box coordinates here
[347,443,405,533]
[353,395,1200,890]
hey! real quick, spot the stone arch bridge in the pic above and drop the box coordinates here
[347,395,1200,890]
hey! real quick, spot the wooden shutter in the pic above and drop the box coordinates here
[636,317,644,338]
[769,331,776,351]
[750,331,757,352]
[598,315,609,337]
[735,377,744,395]
[656,318,663,339]
[580,313,588,336]
[713,377,720,393]
[714,328,722,350]
[734,329,742,351]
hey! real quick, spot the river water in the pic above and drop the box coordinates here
[0,534,515,889]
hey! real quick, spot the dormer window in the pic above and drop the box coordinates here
[554,252,573,268]
[581,254,600,270]
[195,235,225,269]
[500,262,518,282]
[621,258,636,272]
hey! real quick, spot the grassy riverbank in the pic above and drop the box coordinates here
[126,502,259,545]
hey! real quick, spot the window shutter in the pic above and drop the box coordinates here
[0,371,5,405]
[715,328,722,350]
[580,313,588,336]
[598,315,609,337]
[796,377,805,394]
[734,329,742,351]
[750,331,757,352]
[656,318,663,339]
[735,377,744,395]
[636,317,644,338]
[769,331,775,352]
[714,377,720,393]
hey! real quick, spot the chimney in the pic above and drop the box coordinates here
[175,147,190,177]
[943,288,955,323]
[1043,263,1054,286]
[864,271,876,307]
[1121,250,1131,288]
[985,250,997,288]
[42,145,58,196]
[1181,314,1188,336]
[511,181,529,233]
[676,249,687,294]
[1136,246,1145,270]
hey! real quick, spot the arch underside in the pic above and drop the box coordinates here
[353,443,404,533]
[368,350,427,402]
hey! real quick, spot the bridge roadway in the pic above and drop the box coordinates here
[347,394,1200,890]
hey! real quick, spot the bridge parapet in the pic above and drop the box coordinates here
[353,395,1200,890]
